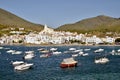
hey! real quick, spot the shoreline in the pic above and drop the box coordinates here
[0,43,119,47]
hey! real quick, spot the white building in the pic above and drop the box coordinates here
[40,24,54,34]
[85,35,103,44]
[104,36,115,43]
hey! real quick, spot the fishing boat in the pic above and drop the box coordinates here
[60,57,78,68]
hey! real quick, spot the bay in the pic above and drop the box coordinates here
[0,45,120,80]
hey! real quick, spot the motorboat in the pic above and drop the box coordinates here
[7,50,15,53]
[72,54,78,57]
[94,48,104,53]
[60,57,78,68]
[95,57,109,64]
[69,48,76,51]
[12,61,24,66]
[73,50,81,53]
[40,53,51,58]
[52,51,61,55]
[24,53,35,60]
[25,51,34,54]
[82,53,89,56]
[84,48,91,51]
[79,51,84,56]
[50,48,57,51]
[14,63,33,71]
[11,51,22,55]
[0,47,3,49]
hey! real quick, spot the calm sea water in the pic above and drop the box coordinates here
[0,45,120,80]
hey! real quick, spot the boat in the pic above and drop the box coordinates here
[50,48,57,51]
[69,48,76,51]
[94,48,104,53]
[12,61,24,66]
[84,48,91,51]
[24,53,35,60]
[25,51,34,54]
[95,57,109,64]
[110,50,116,55]
[79,51,84,56]
[7,50,15,53]
[52,51,61,55]
[41,50,49,53]
[14,63,33,71]
[118,49,120,52]
[60,57,78,68]
[0,47,3,49]
[72,54,78,57]
[73,49,81,53]
[11,51,22,55]
[82,53,89,56]
[40,53,51,58]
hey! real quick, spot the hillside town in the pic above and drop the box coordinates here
[0,24,117,45]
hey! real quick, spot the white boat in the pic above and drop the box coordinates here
[79,51,84,56]
[40,53,51,58]
[84,48,91,51]
[14,63,33,71]
[69,48,76,51]
[12,61,24,66]
[95,57,109,64]
[0,47,3,49]
[7,50,15,53]
[41,50,49,53]
[72,54,78,57]
[25,51,34,54]
[82,53,89,56]
[117,49,120,52]
[110,50,116,55]
[52,51,61,55]
[24,54,35,60]
[37,48,45,51]
[73,50,81,53]
[94,48,104,53]
[12,51,22,55]
[50,48,57,51]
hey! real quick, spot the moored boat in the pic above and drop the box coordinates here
[60,57,78,68]
[12,61,24,66]
[94,48,104,53]
[95,57,109,64]
[14,63,33,71]
[24,53,35,60]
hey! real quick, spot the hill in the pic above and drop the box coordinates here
[56,15,120,35]
[0,8,44,36]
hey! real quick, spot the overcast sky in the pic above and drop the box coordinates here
[0,0,120,28]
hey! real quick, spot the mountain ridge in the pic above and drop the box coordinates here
[0,8,44,32]
[56,15,120,34]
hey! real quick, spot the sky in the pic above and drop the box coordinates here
[0,0,120,28]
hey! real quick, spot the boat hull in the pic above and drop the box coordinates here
[60,63,77,68]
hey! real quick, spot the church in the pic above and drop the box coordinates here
[40,24,54,34]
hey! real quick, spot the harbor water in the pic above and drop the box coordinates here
[0,45,120,80]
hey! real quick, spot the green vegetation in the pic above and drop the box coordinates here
[56,15,120,37]
[0,8,44,36]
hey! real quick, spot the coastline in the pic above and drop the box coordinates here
[0,43,119,47]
